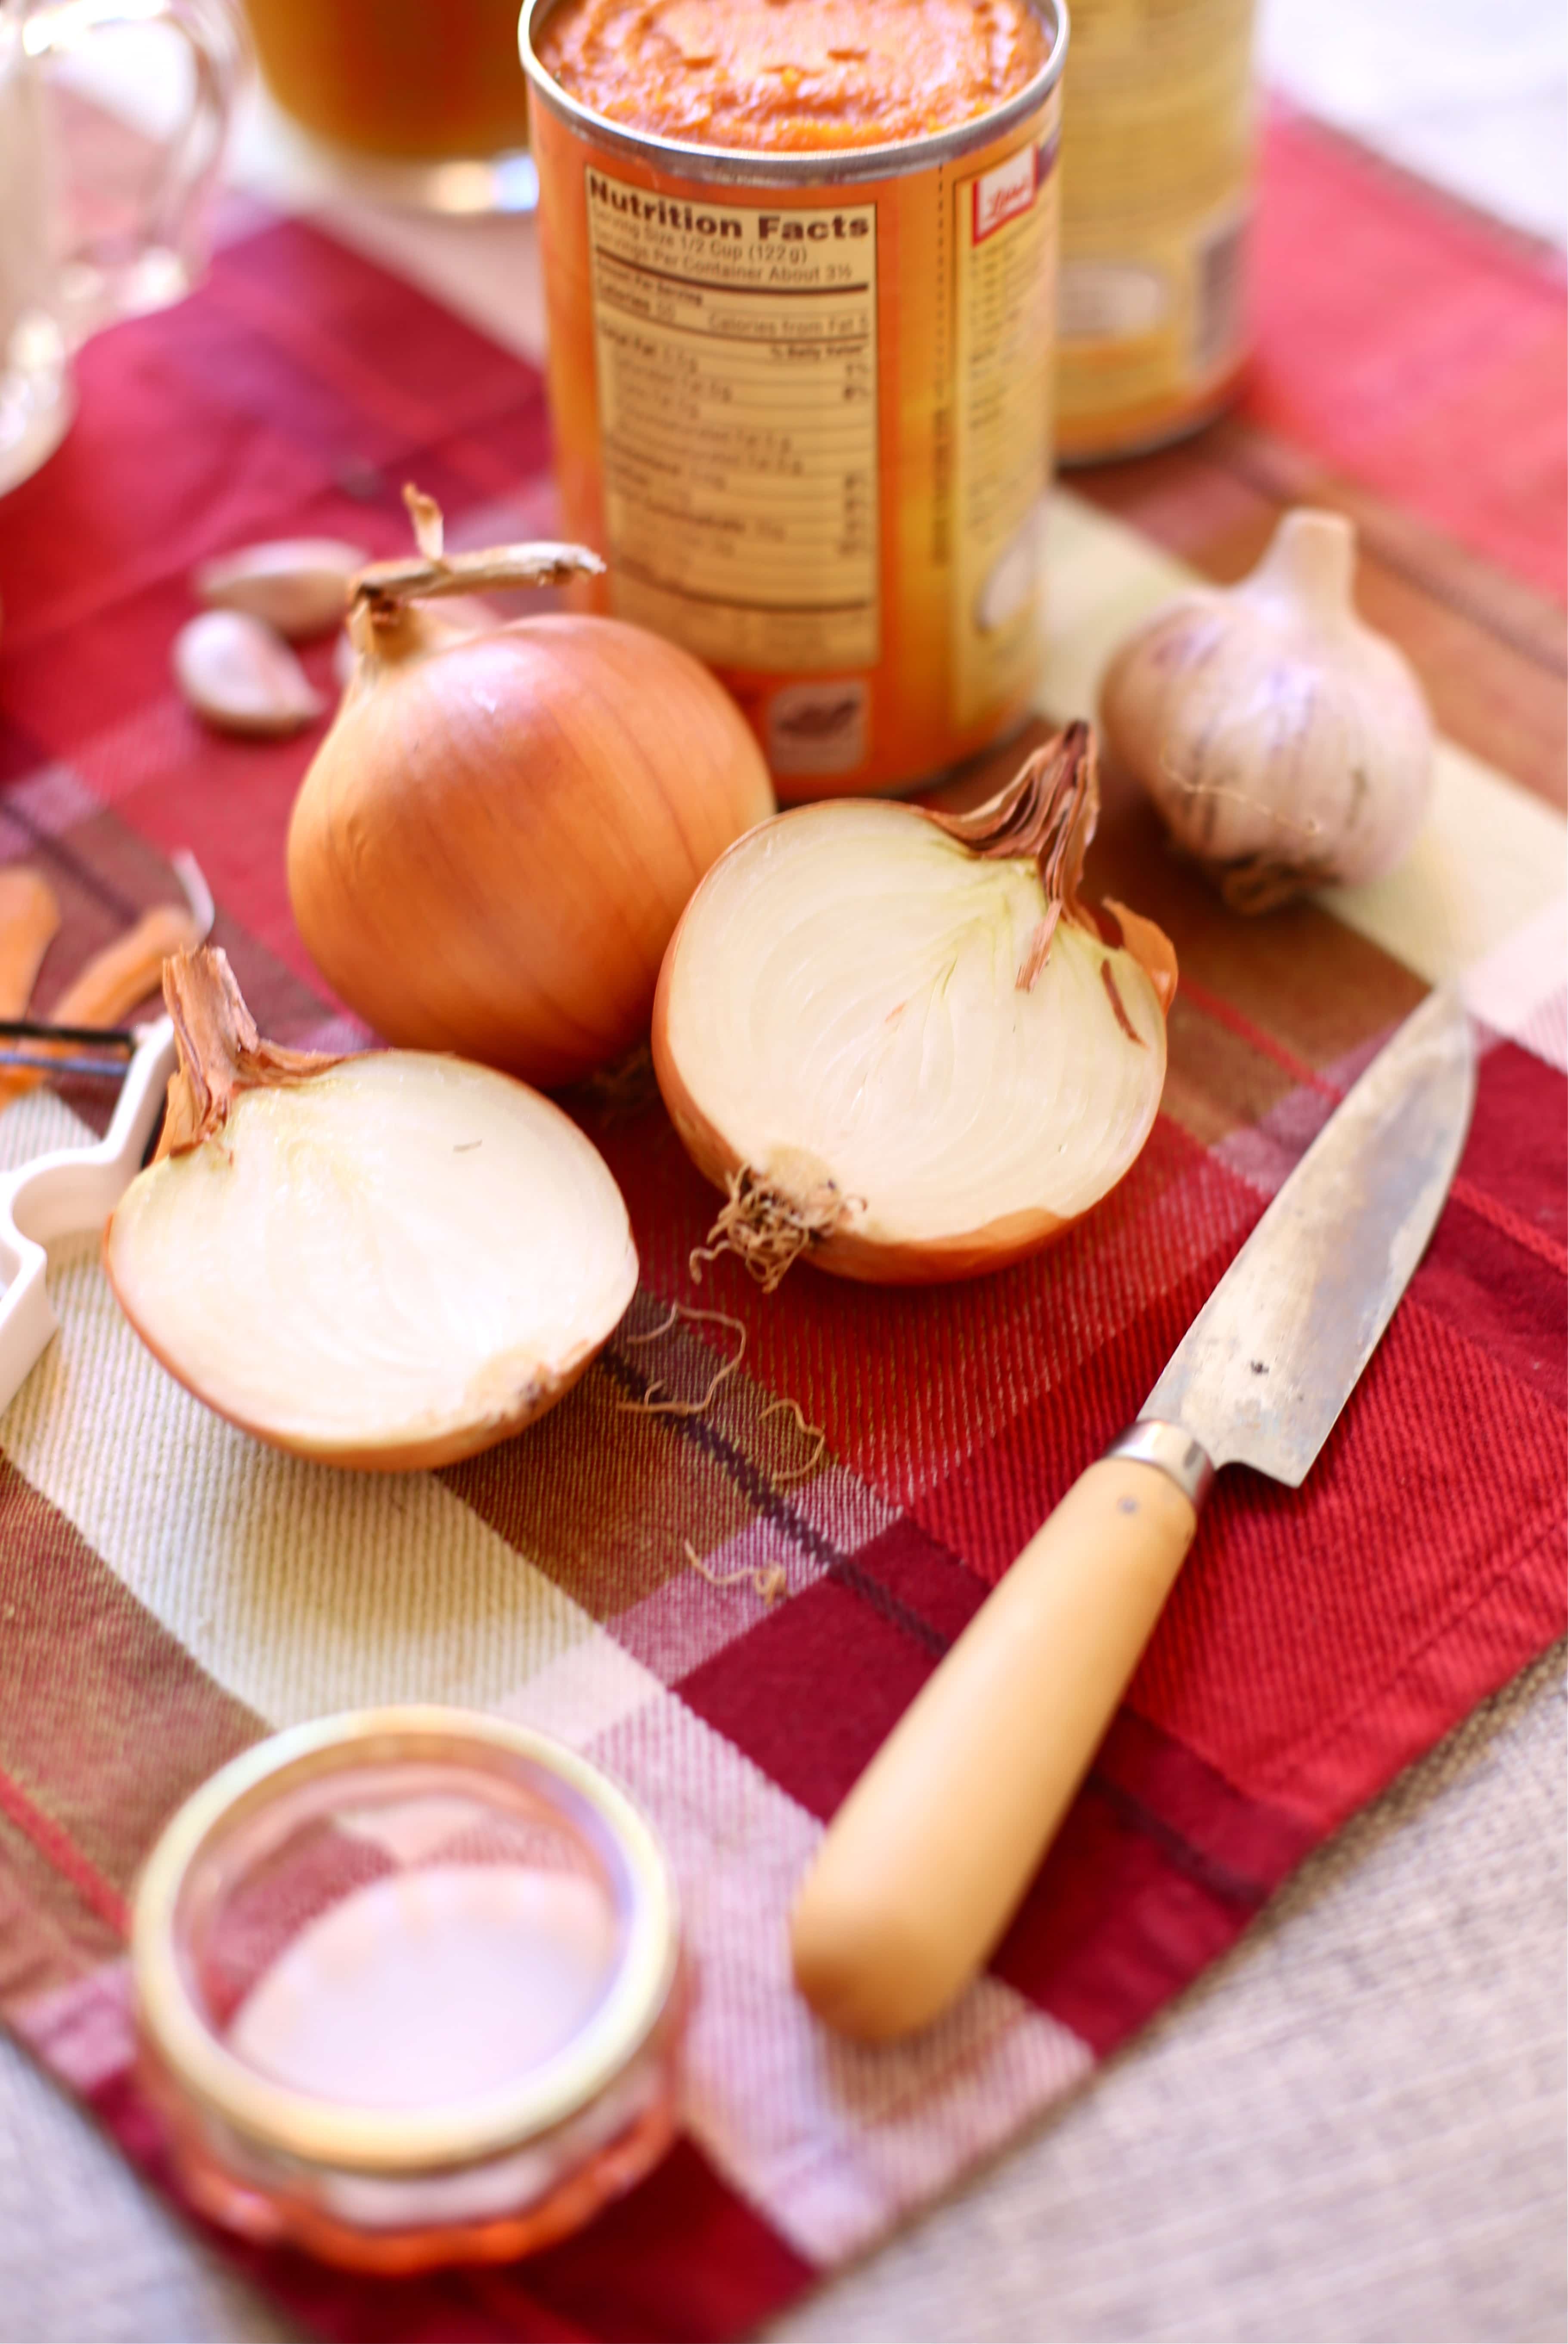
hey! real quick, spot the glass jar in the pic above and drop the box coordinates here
[132,1707,685,2273]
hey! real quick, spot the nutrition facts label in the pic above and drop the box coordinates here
[585,170,880,674]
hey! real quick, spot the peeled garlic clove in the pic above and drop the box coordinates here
[194,538,369,640]
[174,610,325,738]
[1100,508,1434,912]
[105,947,638,1469]
[652,725,1175,1286]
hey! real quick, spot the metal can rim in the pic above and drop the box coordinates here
[519,0,1069,188]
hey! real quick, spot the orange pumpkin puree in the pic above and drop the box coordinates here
[534,0,1050,152]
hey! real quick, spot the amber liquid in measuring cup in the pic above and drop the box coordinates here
[243,0,535,206]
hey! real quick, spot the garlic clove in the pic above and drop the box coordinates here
[174,611,325,738]
[1100,506,1434,912]
[194,538,369,641]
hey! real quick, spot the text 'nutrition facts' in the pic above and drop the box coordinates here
[585,170,880,674]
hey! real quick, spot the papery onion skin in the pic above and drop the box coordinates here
[105,951,639,1471]
[288,605,775,1090]
[652,729,1177,1286]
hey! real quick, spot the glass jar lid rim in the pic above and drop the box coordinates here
[132,1705,681,2176]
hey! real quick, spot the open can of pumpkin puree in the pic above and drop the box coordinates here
[520,0,1067,798]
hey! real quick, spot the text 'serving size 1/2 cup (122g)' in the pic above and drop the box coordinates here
[521,0,1066,798]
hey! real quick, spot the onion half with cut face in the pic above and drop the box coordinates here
[105,950,637,1469]
[652,726,1176,1287]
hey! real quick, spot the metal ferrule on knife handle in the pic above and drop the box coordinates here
[1104,1419,1216,1509]
[790,993,1475,2045]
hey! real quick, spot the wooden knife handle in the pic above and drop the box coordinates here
[790,1456,1200,2041]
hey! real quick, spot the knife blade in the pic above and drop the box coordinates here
[791,989,1475,2042]
[1143,986,1475,1482]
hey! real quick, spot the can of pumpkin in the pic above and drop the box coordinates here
[519,0,1066,800]
[1055,0,1258,463]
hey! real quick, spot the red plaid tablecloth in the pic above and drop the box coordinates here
[0,102,1562,2344]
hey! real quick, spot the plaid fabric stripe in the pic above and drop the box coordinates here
[1249,99,1568,607]
[0,104,1562,2343]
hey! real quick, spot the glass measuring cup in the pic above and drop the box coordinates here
[0,0,247,497]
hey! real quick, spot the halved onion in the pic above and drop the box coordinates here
[106,950,637,1468]
[652,725,1176,1286]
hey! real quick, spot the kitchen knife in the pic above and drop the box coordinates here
[791,987,1475,2041]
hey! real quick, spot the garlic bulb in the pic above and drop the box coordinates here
[106,950,637,1469]
[653,726,1176,1287]
[1099,509,1433,911]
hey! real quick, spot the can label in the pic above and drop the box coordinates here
[953,140,1056,728]
[1056,0,1256,461]
[529,55,1062,798]
[585,174,880,676]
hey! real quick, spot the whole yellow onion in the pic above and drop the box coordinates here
[287,491,774,1088]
